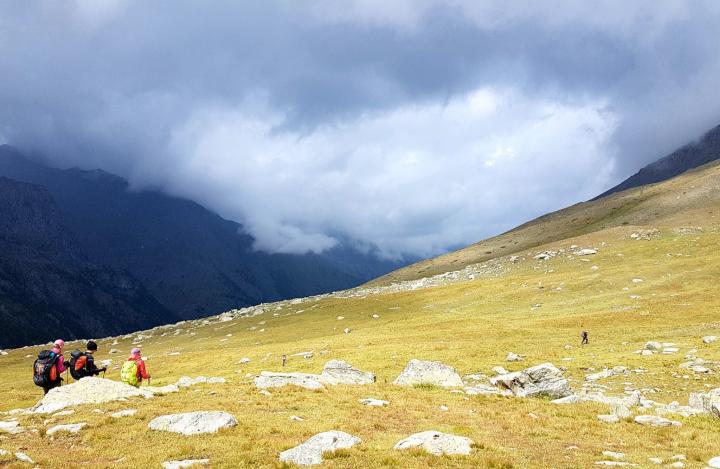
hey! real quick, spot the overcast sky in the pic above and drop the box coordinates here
[1,1,720,258]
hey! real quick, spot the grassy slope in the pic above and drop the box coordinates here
[1,166,720,468]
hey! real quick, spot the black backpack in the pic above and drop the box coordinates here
[69,350,88,380]
[33,350,60,387]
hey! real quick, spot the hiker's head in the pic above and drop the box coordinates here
[130,347,141,358]
[87,341,98,353]
[53,339,65,350]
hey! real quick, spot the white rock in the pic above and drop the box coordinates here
[372,314,380,319]
[586,366,627,382]
[703,336,718,344]
[14,452,33,463]
[490,363,572,399]
[162,459,210,469]
[492,366,509,375]
[239,357,251,364]
[465,384,509,396]
[343,328,351,334]
[506,352,525,362]
[576,248,598,256]
[148,411,238,436]
[708,456,720,468]
[289,415,304,421]
[394,430,473,456]
[279,431,361,466]
[0,420,24,434]
[595,462,637,467]
[359,398,389,407]
[110,409,137,418]
[393,359,464,387]
[634,415,681,427]
[0,449,7,456]
[32,378,154,414]
[319,360,375,385]
[648,457,662,464]
[47,423,86,436]
[597,414,619,423]
[602,451,625,460]
[254,372,325,390]
[336,316,344,320]
[644,342,662,351]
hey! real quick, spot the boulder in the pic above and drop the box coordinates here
[490,363,572,399]
[575,248,598,256]
[703,336,718,344]
[394,430,473,456]
[110,409,137,418]
[506,352,525,362]
[32,377,153,414]
[689,388,720,416]
[162,459,210,469]
[634,415,681,427]
[46,423,86,436]
[586,366,627,382]
[0,420,23,434]
[148,411,238,436]
[393,359,464,387]
[279,431,361,466]
[708,456,720,468]
[254,372,325,390]
[319,360,375,385]
[14,452,33,463]
[465,384,510,396]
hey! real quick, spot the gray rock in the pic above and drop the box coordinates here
[586,366,627,382]
[394,430,473,456]
[506,352,524,362]
[597,414,619,423]
[490,363,572,398]
[703,336,718,344]
[644,342,662,351]
[492,366,509,375]
[393,359,463,387]
[0,420,23,434]
[254,372,325,390]
[576,248,598,256]
[359,398,388,407]
[689,388,720,416]
[32,378,154,414]
[708,456,720,468]
[319,360,375,385]
[634,415,681,427]
[14,452,33,463]
[110,409,137,418]
[465,384,510,396]
[162,459,210,469]
[279,431,361,466]
[148,411,238,435]
[46,422,86,435]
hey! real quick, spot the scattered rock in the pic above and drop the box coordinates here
[291,351,314,359]
[393,359,464,387]
[239,357,251,364]
[14,452,33,463]
[279,431,361,466]
[110,409,137,418]
[689,388,720,416]
[602,451,625,460]
[109,349,121,354]
[289,415,304,421]
[32,378,153,414]
[372,314,380,319]
[394,430,473,456]
[492,366,509,375]
[465,384,510,396]
[586,366,627,382]
[359,398,388,407]
[343,328,351,334]
[162,459,210,469]
[319,360,375,385]
[46,423,86,436]
[597,414,619,424]
[254,372,325,390]
[703,336,718,344]
[148,411,238,436]
[708,456,720,468]
[575,248,598,256]
[506,352,525,362]
[0,420,24,434]
[634,415,681,427]
[490,363,572,399]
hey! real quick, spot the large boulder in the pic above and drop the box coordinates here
[319,360,375,385]
[279,431,361,466]
[689,388,720,417]
[254,372,325,390]
[148,411,238,436]
[490,363,572,398]
[393,359,463,387]
[32,377,153,414]
[394,431,473,456]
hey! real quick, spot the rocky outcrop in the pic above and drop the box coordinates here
[689,388,720,416]
[634,415,681,427]
[255,360,375,390]
[394,431,473,456]
[393,359,463,387]
[490,363,572,398]
[254,372,325,390]
[319,360,375,385]
[32,378,153,414]
[279,431,361,466]
[148,411,238,436]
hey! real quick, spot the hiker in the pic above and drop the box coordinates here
[33,339,69,394]
[581,330,589,345]
[120,347,150,387]
[282,354,287,367]
[69,340,107,380]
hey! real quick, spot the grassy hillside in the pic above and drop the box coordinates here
[1,165,720,468]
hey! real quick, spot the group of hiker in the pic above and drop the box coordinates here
[33,339,150,394]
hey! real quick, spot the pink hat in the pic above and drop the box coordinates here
[131,347,141,355]
[54,339,65,348]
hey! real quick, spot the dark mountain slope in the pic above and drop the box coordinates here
[598,123,720,198]
[0,146,406,319]
[0,177,177,348]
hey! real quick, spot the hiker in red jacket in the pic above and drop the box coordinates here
[122,348,150,386]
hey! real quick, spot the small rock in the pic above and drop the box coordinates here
[439,405,449,411]
[148,411,238,435]
[372,314,380,319]
[634,415,681,427]
[648,457,662,464]
[492,366,509,375]
[14,452,33,463]
[576,248,598,256]
[0,420,24,434]
[597,414,619,424]
[47,422,86,435]
[359,398,389,407]
[289,415,304,421]
[703,336,718,344]
[602,451,625,460]
[279,431,361,466]
[394,430,473,456]
[506,352,525,362]
[162,459,210,469]
[343,328,351,334]
[110,409,137,418]
[708,456,720,468]
[239,357,251,364]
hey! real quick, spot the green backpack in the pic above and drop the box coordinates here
[121,360,139,386]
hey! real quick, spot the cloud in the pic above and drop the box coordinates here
[0,1,718,257]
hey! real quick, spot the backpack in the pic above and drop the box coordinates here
[121,360,139,386]
[69,350,88,380]
[33,350,59,387]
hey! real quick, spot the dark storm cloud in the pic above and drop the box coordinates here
[0,1,719,256]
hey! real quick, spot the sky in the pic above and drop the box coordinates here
[1,1,719,259]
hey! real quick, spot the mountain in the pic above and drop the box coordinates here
[2,143,720,467]
[597,123,720,198]
[0,145,406,323]
[0,177,177,349]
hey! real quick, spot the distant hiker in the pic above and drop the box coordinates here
[120,347,150,387]
[69,340,107,380]
[581,330,589,345]
[282,354,287,367]
[33,339,69,394]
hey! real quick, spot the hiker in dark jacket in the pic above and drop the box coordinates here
[70,341,107,380]
[581,330,589,345]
